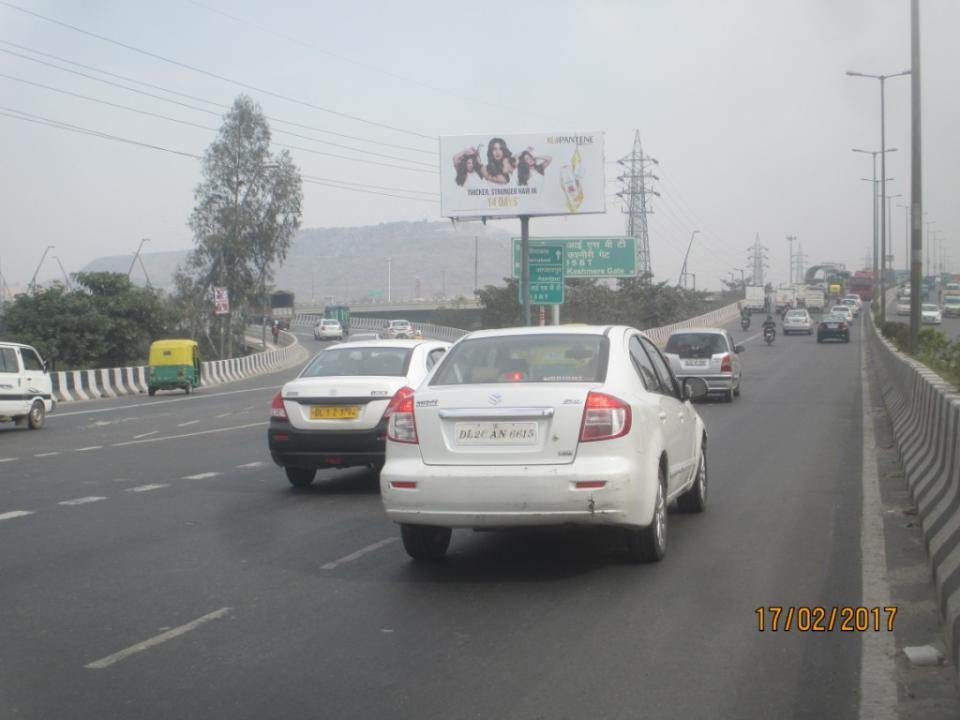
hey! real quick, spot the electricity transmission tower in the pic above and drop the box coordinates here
[793,244,807,284]
[617,131,658,280]
[747,234,769,286]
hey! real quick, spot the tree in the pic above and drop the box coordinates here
[181,95,302,358]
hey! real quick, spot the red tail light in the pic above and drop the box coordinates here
[839,322,848,330]
[384,386,418,444]
[720,354,732,373]
[270,392,288,420]
[579,391,632,442]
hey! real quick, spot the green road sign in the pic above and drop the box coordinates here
[520,244,564,305]
[513,236,638,278]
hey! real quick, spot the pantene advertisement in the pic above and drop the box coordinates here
[439,132,606,219]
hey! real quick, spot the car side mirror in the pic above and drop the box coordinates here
[734,345,745,353]
[683,377,709,401]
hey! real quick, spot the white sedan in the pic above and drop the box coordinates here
[314,319,344,341]
[828,305,854,324]
[896,298,911,316]
[783,309,814,335]
[380,325,709,563]
[921,303,943,325]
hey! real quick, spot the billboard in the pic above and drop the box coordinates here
[439,132,605,219]
[213,287,230,315]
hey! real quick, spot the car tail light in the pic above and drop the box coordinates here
[384,386,418,444]
[720,354,732,373]
[579,391,631,442]
[270,392,288,420]
[839,322,848,330]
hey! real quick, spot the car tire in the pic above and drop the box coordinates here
[27,400,45,430]
[285,467,316,488]
[624,466,667,563]
[677,441,707,514]
[400,524,451,562]
[148,388,156,396]
[184,384,192,395]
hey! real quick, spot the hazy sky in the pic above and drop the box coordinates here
[1,0,957,290]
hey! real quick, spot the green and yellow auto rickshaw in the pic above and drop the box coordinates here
[147,339,201,396]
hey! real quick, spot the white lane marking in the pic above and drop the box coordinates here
[321,537,398,571]
[739,331,762,344]
[58,496,107,506]
[84,607,232,670]
[132,431,159,440]
[0,510,33,521]
[181,472,221,480]
[215,412,232,419]
[52,385,281,418]
[858,330,897,720]
[75,446,103,452]
[112,422,267,448]
[0,458,18,463]
[177,420,200,427]
[236,461,265,469]
[34,452,61,458]
[126,484,170,493]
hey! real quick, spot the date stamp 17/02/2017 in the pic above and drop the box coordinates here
[756,606,897,632]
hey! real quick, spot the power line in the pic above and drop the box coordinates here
[302,178,438,204]
[0,42,438,156]
[300,174,437,196]
[184,0,543,121]
[0,0,437,141]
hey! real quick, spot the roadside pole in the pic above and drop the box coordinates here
[909,0,922,351]
[520,215,531,326]
[552,304,560,325]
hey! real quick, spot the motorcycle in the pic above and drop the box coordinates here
[740,316,751,331]
[763,326,776,345]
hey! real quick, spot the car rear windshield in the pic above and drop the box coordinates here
[301,347,412,377]
[665,332,728,358]
[786,311,807,318]
[922,305,938,311]
[430,334,608,385]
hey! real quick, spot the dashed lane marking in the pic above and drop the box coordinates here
[0,510,33,521]
[52,385,281,418]
[58,496,107,506]
[132,431,159,440]
[181,472,221,480]
[177,420,200,427]
[0,458,18,463]
[84,607,232,670]
[215,412,232,419]
[321,537,398,571]
[112,422,267,448]
[236,461,265,469]
[126,484,170,493]
[34,452,61,457]
[75,446,103,452]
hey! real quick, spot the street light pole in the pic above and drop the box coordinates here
[853,148,897,307]
[909,0,923,350]
[786,235,797,284]
[29,244,54,293]
[678,230,700,287]
[884,194,902,282]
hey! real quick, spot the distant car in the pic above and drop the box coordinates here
[896,297,911,316]
[840,298,861,317]
[268,339,450,487]
[842,294,863,312]
[828,305,854,324]
[943,296,960,317]
[817,313,850,343]
[663,328,743,402]
[384,319,414,339]
[380,325,710,563]
[782,309,814,335]
[314,319,344,341]
[0,341,55,429]
[921,303,942,325]
[348,332,381,342]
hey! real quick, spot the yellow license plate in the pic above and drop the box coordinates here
[309,405,360,420]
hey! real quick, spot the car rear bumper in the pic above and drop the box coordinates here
[268,419,386,468]
[381,455,651,529]
[817,329,849,340]
[673,371,734,392]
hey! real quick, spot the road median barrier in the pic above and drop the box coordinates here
[867,309,960,677]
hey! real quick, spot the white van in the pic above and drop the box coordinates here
[0,342,55,429]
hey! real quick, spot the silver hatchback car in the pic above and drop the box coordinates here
[663,328,743,402]
[783,309,814,335]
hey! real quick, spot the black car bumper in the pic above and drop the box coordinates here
[817,328,849,341]
[268,419,387,469]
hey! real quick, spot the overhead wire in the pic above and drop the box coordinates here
[0,0,437,141]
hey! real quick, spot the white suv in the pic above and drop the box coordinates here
[380,326,709,563]
[0,342,55,429]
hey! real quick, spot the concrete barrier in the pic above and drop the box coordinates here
[50,330,308,404]
[867,311,960,675]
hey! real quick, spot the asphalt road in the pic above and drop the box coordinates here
[0,321,904,719]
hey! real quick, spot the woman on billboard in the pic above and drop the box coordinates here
[483,137,514,185]
[452,147,483,189]
[517,148,552,188]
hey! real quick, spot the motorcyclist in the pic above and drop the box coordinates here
[762,314,777,337]
[740,307,751,330]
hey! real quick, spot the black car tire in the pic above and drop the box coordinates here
[148,388,156,396]
[624,467,667,563]
[27,401,45,430]
[400,524,451,561]
[285,467,316,488]
[677,441,707,513]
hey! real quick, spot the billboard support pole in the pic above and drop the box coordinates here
[552,304,560,326]
[520,215,531,326]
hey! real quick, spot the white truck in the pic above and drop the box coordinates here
[744,285,767,314]
[774,285,797,311]
[802,287,825,313]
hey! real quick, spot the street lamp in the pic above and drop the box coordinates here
[678,230,700,288]
[884,194,902,281]
[847,68,911,321]
[853,147,897,309]
[29,244,55,293]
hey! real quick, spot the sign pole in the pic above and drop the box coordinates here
[520,215,531,326]
[552,304,560,325]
